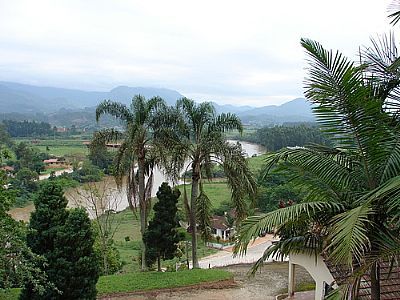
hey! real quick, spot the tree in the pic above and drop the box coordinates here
[235,37,400,299]
[53,208,99,299]
[251,124,332,152]
[0,170,51,295]
[256,171,302,213]
[143,182,182,271]
[159,98,257,268]
[13,142,46,174]
[20,181,99,299]
[95,95,167,271]
[71,181,123,275]
[72,161,104,183]
[88,137,114,174]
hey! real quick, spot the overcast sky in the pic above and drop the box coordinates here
[0,0,395,106]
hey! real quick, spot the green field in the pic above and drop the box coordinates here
[177,180,232,212]
[13,137,89,159]
[247,153,268,174]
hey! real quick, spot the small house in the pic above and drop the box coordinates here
[0,166,14,172]
[1,166,15,177]
[43,158,59,165]
[210,215,233,241]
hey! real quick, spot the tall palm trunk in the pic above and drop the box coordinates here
[370,262,381,300]
[190,161,200,268]
[138,153,147,271]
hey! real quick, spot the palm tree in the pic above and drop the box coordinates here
[95,95,166,271]
[160,98,257,268]
[235,37,400,299]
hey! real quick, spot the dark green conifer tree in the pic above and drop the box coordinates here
[20,182,99,300]
[143,183,182,271]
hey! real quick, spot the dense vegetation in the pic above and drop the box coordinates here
[2,120,53,137]
[240,123,331,151]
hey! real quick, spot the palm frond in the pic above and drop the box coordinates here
[263,147,356,199]
[235,201,340,256]
[327,204,373,266]
[196,182,213,243]
[96,100,133,124]
[90,129,123,147]
[219,141,257,220]
[388,1,400,25]
[210,113,243,134]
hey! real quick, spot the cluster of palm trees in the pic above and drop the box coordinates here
[95,95,256,270]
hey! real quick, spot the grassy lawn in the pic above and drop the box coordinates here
[97,268,232,295]
[2,269,232,299]
[177,180,232,212]
[247,153,268,174]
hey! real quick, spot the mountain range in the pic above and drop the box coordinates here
[0,81,314,127]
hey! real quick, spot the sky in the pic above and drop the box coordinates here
[0,0,395,106]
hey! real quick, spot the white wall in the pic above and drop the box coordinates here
[289,253,335,300]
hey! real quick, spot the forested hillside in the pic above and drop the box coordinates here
[241,123,331,151]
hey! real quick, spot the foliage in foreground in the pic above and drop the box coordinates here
[20,181,99,300]
[236,36,400,299]
[0,171,51,295]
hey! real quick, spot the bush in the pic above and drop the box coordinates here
[72,161,104,183]
[94,238,122,276]
[20,182,99,300]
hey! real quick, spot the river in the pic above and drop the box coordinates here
[9,140,265,222]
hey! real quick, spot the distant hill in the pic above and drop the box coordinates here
[0,81,184,113]
[0,81,313,127]
[236,98,314,126]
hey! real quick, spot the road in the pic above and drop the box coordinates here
[198,234,284,268]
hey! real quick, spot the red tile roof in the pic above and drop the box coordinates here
[0,166,14,172]
[43,159,59,163]
[325,260,400,299]
[210,215,230,230]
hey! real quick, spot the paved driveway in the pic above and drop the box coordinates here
[198,235,283,268]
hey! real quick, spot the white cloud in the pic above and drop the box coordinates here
[0,0,394,106]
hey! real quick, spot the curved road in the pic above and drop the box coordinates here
[197,235,283,269]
